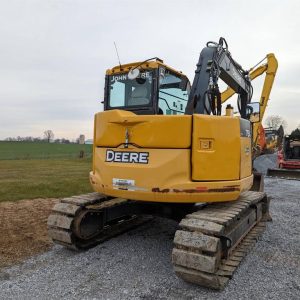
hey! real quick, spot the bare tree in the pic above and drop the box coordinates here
[5,137,16,141]
[44,130,54,143]
[24,136,34,142]
[5,136,43,142]
[265,115,287,130]
[61,138,70,144]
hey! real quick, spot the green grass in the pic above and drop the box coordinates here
[0,141,92,160]
[0,158,93,202]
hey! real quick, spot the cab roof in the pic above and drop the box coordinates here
[106,58,188,80]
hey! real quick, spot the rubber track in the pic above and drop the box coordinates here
[172,191,269,290]
[47,192,151,250]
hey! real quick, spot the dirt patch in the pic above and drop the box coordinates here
[0,198,58,268]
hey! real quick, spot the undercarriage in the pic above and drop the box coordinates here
[48,190,270,290]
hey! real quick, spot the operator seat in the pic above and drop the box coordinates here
[128,85,149,106]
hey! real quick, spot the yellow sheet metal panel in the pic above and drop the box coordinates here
[192,115,240,181]
[94,110,192,149]
[94,148,191,188]
[90,147,253,203]
[240,137,252,178]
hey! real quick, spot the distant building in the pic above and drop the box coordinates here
[79,134,85,144]
[85,139,93,145]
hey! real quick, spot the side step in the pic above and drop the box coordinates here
[172,191,270,290]
[267,168,300,180]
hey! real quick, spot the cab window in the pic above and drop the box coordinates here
[109,71,153,108]
[158,68,190,115]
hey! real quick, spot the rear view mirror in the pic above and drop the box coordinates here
[247,102,260,123]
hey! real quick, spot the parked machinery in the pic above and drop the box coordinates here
[267,134,300,180]
[48,38,278,289]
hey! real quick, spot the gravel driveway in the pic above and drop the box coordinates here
[0,178,299,300]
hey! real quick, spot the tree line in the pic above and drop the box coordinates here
[4,136,72,144]
[4,130,80,144]
[265,115,299,137]
[4,116,299,143]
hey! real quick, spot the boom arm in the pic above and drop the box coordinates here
[185,38,252,118]
[220,53,278,148]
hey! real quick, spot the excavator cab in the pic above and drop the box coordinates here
[104,59,191,116]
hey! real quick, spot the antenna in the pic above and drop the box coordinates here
[113,41,122,68]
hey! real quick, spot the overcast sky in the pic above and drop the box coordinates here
[0,0,299,140]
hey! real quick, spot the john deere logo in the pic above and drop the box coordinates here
[106,150,149,164]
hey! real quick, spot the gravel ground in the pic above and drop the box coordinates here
[0,178,299,300]
[253,153,277,174]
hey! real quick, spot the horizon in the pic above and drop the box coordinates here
[0,1,299,139]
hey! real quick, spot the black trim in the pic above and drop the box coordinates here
[103,75,109,111]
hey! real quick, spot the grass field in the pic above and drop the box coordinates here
[0,158,93,202]
[0,142,94,202]
[0,141,92,160]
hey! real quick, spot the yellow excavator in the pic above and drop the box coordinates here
[48,38,278,289]
[221,53,278,156]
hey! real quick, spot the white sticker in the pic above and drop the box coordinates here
[113,178,135,189]
[112,178,148,192]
